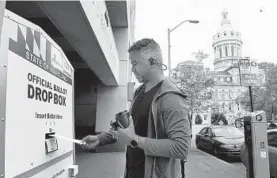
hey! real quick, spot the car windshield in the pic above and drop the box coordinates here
[213,127,244,137]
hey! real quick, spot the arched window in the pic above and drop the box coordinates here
[218,91,222,99]
[229,103,232,111]
[222,90,225,99]
[225,45,228,57]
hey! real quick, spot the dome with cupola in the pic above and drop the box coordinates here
[213,11,243,71]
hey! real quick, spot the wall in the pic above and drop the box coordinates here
[94,27,131,152]
[75,69,100,139]
[80,1,120,84]
[0,1,5,177]
[0,1,5,43]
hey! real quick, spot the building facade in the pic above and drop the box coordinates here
[210,11,267,124]
[173,11,266,125]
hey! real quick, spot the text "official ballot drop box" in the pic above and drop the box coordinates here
[0,10,78,178]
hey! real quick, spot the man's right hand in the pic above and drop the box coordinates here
[81,135,100,150]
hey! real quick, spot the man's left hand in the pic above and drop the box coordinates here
[111,117,136,146]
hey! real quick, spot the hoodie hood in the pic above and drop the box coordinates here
[156,78,187,99]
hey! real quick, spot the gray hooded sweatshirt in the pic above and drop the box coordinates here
[98,78,191,178]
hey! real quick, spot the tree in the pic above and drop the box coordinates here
[211,112,228,125]
[192,50,209,62]
[237,64,277,120]
[173,50,214,122]
[195,114,203,124]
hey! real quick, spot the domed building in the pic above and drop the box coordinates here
[210,11,248,124]
[213,11,242,71]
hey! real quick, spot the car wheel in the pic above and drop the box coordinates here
[213,147,220,157]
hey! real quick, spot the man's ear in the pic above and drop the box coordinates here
[149,58,156,66]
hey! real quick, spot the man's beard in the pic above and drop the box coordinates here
[135,74,145,83]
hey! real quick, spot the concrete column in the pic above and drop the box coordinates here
[0,1,5,45]
[235,43,238,56]
[228,43,231,57]
[96,27,130,133]
[222,44,225,57]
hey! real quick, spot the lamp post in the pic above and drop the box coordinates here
[168,20,199,77]
[272,102,276,122]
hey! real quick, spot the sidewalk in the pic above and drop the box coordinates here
[75,142,246,178]
[186,148,246,178]
[76,150,126,178]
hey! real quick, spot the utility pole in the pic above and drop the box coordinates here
[167,20,199,78]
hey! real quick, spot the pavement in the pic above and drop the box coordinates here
[75,151,126,178]
[75,137,246,178]
[186,147,246,178]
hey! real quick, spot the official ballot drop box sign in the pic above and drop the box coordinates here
[0,10,76,178]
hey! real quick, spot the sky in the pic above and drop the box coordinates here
[134,0,277,74]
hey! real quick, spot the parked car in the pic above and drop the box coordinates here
[240,129,277,177]
[195,125,244,157]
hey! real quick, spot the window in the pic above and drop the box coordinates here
[227,77,231,82]
[213,127,243,137]
[225,92,228,99]
[200,128,207,135]
[229,103,232,111]
[205,128,213,137]
[229,90,233,98]
[204,115,208,120]
[268,132,277,147]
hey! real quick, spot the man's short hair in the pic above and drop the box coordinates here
[128,38,163,64]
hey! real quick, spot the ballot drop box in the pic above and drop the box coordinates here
[0,10,78,178]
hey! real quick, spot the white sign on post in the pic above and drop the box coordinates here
[239,58,251,74]
[239,58,261,87]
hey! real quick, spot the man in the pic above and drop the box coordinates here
[82,38,191,178]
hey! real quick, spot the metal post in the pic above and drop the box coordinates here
[244,117,254,178]
[249,86,254,112]
[271,103,275,123]
[167,28,171,78]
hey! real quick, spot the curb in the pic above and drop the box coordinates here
[189,147,241,169]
